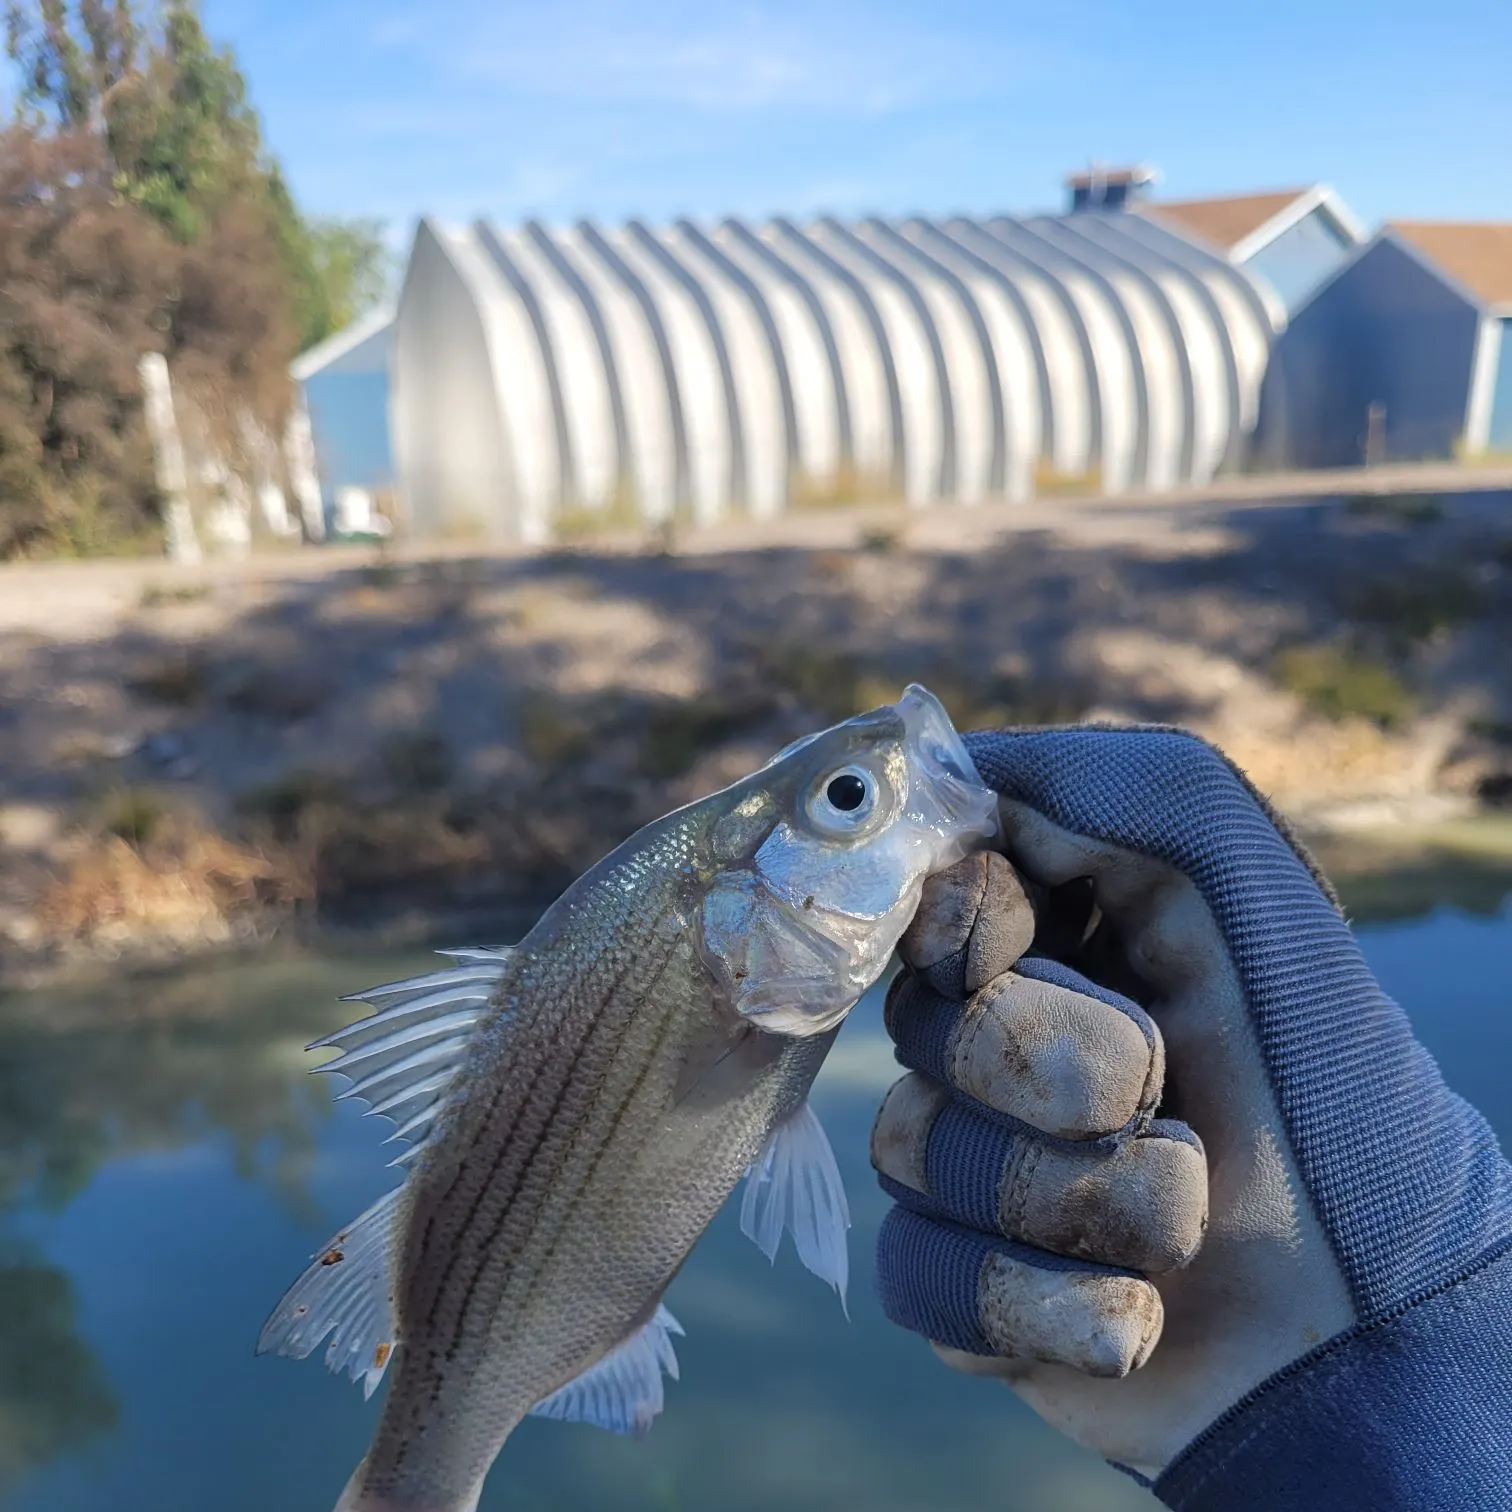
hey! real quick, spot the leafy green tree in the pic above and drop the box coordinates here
[265,172,392,352]
[302,215,394,343]
[0,1,392,555]
[6,1,388,345]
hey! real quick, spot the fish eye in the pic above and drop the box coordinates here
[826,773,868,811]
[805,764,881,835]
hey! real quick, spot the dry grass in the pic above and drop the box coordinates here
[1272,643,1414,729]
[224,667,330,723]
[39,812,308,953]
[1034,460,1103,497]
[753,644,1085,730]
[790,464,897,512]
[1344,492,1446,525]
[94,786,169,845]
[235,770,348,839]
[138,582,211,608]
[552,482,647,543]
[1347,566,1483,649]
[130,652,210,707]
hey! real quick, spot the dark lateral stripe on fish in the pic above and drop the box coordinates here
[416,922,685,1369]
[475,963,694,1341]
[439,946,688,1357]
[418,979,647,1349]
[403,974,590,1337]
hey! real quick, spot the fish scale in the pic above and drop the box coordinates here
[257,685,1000,1512]
[414,874,695,1331]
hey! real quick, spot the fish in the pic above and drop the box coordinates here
[257,683,998,1512]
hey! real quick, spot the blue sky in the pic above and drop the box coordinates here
[191,0,1512,240]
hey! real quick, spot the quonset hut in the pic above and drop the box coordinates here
[388,209,1282,543]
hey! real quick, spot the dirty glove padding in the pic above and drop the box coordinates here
[874,726,1512,1500]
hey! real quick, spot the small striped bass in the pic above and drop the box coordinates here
[258,684,998,1512]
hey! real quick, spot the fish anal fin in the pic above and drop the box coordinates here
[528,1305,684,1438]
[741,1098,852,1311]
[257,1186,402,1397]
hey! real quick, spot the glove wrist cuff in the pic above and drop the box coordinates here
[1154,1238,1512,1512]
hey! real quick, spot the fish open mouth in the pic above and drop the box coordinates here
[897,684,1000,848]
[700,684,999,1038]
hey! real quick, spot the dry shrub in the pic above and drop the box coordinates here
[0,127,173,556]
[169,194,296,461]
[0,123,301,559]
[39,813,308,953]
[1272,643,1414,729]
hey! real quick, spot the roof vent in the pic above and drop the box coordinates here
[1065,162,1158,213]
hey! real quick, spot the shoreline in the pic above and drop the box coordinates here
[6,813,1511,998]
[3,482,1510,990]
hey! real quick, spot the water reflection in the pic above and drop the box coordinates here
[0,1244,117,1490]
[0,951,424,1219]
[0,883,1508,1510]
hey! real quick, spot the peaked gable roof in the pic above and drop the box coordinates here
[1145,184,1365,265]
[1387,222,1512,308]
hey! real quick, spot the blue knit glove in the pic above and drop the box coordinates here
[874,727,1512,1509]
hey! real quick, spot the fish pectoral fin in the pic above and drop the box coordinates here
[528,1304,685,1438]
[741,1098,852,1311]
[256,1185,401,1400]
[311,947,513,1165]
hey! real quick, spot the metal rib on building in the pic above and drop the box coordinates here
[390,211,1280,543]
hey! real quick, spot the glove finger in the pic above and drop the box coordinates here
[872,1073,1207,1273]
[897,850,1038,999]
[886,957,1164,1140]
[876,1206,1163,1378]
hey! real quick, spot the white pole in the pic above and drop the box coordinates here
[137,352,202,564]
[283,390,327,542]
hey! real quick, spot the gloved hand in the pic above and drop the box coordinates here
[874,727,1512,1510]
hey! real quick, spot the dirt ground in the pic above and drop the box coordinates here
[3,477,1512,985]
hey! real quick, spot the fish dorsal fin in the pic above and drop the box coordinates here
[312,948,512,1164]
[529,1304,685,1437]
[741,1098,851,1310]
[256,1185,403,1400]
[258,949,512,1397]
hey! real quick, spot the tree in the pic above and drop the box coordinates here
[264,170,392,353]
[0,126,176,556]
[1,2,392,555]
[300,216,393,347]
[4,0,137,130]
[6,1,389,344]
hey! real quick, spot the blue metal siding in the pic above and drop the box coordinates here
[1490,319,1512,454]
[1242,207,1353,313]
[1253,237,1481,469]
[304,371,394,493]
[300,323,395,497]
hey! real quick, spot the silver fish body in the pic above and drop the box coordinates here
[259,685,998,1512]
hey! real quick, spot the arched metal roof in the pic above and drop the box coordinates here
[391,211,1282,541]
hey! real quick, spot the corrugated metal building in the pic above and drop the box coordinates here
[388,208,1279,544]
[1254,222,1512,469]
[289,175,1387,541]
[1147,186,1365,314]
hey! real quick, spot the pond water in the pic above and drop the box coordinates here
[2,880,1510,1512]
